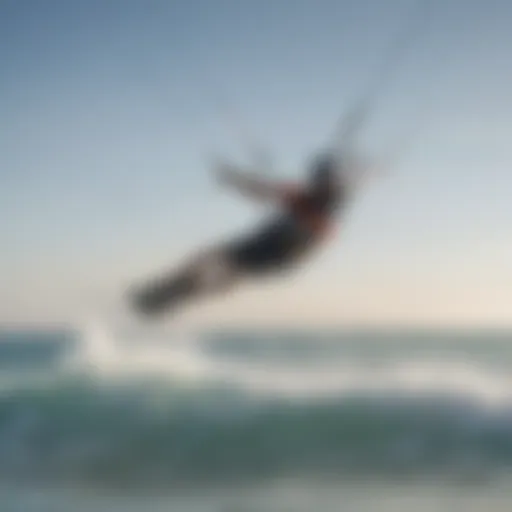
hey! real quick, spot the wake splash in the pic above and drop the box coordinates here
[65,321,512,403]
[1,323,512,487]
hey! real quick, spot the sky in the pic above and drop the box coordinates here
[1,0,511,328]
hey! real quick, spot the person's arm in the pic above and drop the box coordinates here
[214,161,288,203]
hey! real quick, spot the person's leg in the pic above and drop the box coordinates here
[130,246,239,316]
[130,220,307,316]
[184,247,240,294]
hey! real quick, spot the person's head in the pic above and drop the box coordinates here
[307,152,343,208]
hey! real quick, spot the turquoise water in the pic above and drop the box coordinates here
[0,326,511,510]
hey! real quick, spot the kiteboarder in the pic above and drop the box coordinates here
[129,152,348,316]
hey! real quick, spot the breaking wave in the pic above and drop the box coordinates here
[0,324,512,487]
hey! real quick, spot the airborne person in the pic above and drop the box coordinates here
[128,0,428,318]
[130,152,351,316]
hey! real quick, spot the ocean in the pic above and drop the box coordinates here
[1,324,512,511]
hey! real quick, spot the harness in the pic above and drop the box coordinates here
[284,188,333,238]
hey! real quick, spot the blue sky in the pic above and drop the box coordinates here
[1,0,511,327]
